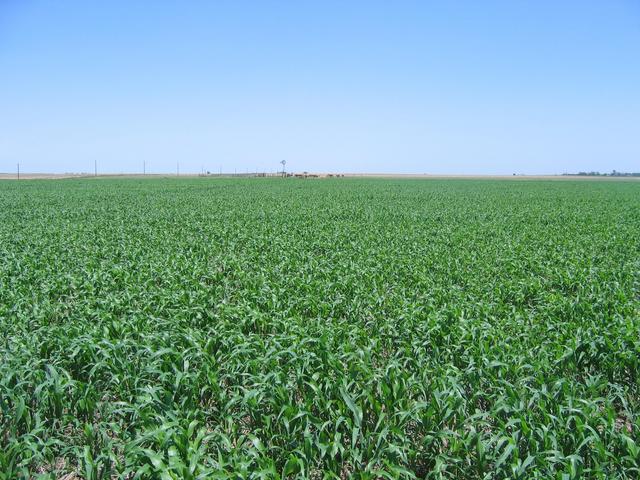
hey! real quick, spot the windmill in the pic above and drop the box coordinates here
[280,159,286,177]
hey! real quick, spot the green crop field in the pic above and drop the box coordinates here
[1,177,639,479]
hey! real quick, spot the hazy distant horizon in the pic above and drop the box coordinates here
[2,1,639,175]
[3,169,639,178]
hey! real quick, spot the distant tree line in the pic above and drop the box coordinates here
[563,170,640,177]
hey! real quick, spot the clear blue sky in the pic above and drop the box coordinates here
[1,1,639,174]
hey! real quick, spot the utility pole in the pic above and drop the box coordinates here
[143,160,146,175]
[177,161,180,176]
[94,159,97,177]
[17,163,20,180]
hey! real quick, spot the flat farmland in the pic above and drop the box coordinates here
[1,178,639,479]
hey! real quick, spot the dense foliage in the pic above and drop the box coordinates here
[1,177,639,479]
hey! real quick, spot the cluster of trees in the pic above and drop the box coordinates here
[564,170,640,177]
